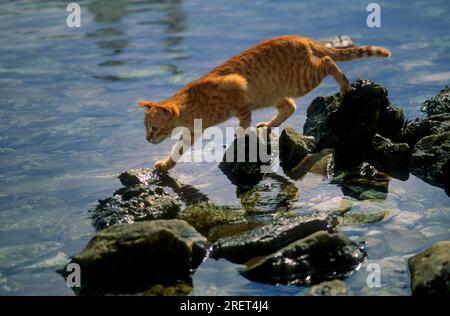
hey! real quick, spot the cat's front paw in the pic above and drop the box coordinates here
[155,158,175,171]
[256,121,270,128]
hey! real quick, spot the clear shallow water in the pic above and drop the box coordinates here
[0,0,449,295]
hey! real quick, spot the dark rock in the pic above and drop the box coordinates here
[119,168,157,187]
[410,132,450,189]
[421,86,450,116]
[219,129,273,188]
[242,231,365,285]
[306,279,349,296]
[371,134,411,174]
[61,220,208,295]
[211,213,331,263]
[279,127,316,169]
[90,184,181,230]
[408,240,450,296]
[304,79,405,161]
[177,202,245,235]
[400,114,450,147]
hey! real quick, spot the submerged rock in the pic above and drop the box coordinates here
[311,197,353,215]
[408,240,450,296]
[304,79,405,161]
[410,132,450,189]
[286,149,334,180]
[61,220,208,295]
[90,184,181,230]
[211,213,331,263]
[177,202,246,235]
[306,279,349,296]
[421,86,450,116]
[219,129,273,188]
[331,163,390,200]
[279,127,316,169]
[242,231,365,285]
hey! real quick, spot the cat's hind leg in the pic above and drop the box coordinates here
[256,98,296,128]
[316,56,352,95]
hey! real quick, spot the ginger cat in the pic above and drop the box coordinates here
[138,35,391,171]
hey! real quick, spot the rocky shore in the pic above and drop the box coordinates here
[62,80,449,296]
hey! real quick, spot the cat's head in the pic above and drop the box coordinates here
[137,100,180,144]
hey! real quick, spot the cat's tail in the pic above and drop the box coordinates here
[310,42,391,61]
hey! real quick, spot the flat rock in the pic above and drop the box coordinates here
[211,213,331,263]
[242,231,365,285]
[177,202,246,235]
[408,240,450,296]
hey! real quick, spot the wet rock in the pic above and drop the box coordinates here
[61,220,208,295]
[408,241,450,296]
[304,79,405,162]
[177,202,246,235]
[119,168,157,186]
[306,279,349,296]
[421,86,450,116]
[400,114,450,147]
[219,129,272,188]
[319,35,354,48]
[312,197,353,215]
[207,222,263,243]
[331,163,390,200]
[238,180,298,215]
[410,132,450,189]
[371,134,410,173]
[211,213,331,263]
[279,127,316,169]
[90,184,181,230]
[242,231,365,285]
[340,210,388,225]
[286,149,334,180]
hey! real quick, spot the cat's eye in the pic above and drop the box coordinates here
[151,127,159,133]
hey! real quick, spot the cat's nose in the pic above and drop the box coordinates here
[146,134,152,143]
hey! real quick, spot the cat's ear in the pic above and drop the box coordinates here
[152,104,180,122]
[137,100,156,110]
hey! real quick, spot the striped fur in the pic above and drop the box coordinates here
[137,35,391,171]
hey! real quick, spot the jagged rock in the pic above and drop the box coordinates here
[211,213,331,263]
[279,127,316,169]
[421,86,450,116]
[306,279,349,296]
[61,220,208,295]
[219,129,272,187]
[371,134,411,172]
[408,241,450,296]
[90,184,181,230]
[119,168,156,186]
[177,202,246,235]
[410,132,450,189]
[286,149,334,180]
[400,114,450,147]
[304,79,405,162]
[242,231,365,285]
